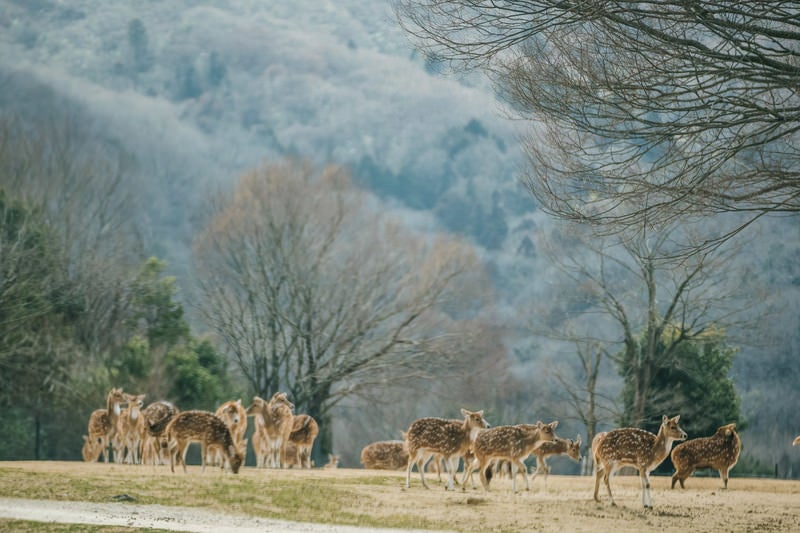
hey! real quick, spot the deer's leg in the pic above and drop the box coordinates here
[640,470,653,508]
[405,452,416,489]
[460,457,475,490]
[603,467,615,505]
[721,468,729,489]
[479,460,491,492]
[593,466,603,502]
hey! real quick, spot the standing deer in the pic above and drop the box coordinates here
[361,433,409,470]
[246,393,295,468]
[530,435,583,488]
[140,400,179,465]
[470,421,559,493]
[116,393,146,464]
[87,387,127,463]
[405,408,489,491]
[162,410,243,474]
[593,415,687,508]
[671,423,741,489]
[287,414,319,469]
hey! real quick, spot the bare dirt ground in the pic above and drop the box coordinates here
[2,461,800,532]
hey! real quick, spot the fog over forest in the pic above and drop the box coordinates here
[0,0,798,476]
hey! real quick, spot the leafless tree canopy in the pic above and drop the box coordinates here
[396,1,800,246]
[193,160,489,418]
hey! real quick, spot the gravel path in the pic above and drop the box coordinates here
[0,497,447,532]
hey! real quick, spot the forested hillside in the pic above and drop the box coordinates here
[0,0,798,476]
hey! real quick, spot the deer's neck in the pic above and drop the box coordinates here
[652,429,672,464]
[106,397,121,420]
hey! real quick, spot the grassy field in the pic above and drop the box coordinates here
[1,461,799,532]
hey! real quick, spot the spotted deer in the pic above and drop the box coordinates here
[530,434,583,488]
[246,392,295,468]
[87,387,127,463]
[140,400,179,465]
[115,393,146,464]
[469,421,559,493]
[81,435,101,462]
[162,410,243,474]
[671,423,741,489]
[210,399,248,468]
[405,408,489,491]
[361,433,409,470]
[593,415,687,508]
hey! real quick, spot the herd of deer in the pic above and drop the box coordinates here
[83,389,335,475]
[85,388,797,508]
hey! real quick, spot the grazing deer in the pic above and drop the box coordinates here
[530,435,583,488]
[593,415,687,508]
[162,410,243,474]
[81,435,101,462]
[361,434,409,470]
[246,392,295,468]
[470,421,559,493]
[671,423,741,489]
[116,393,146,464]
[405,408,489,491]
[324,454,340,468]
[287,414,319,469]
[87,387,127,463]
[140,400,179,465]
[210,399,248,468]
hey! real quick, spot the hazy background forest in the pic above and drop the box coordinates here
[0,0,798,477]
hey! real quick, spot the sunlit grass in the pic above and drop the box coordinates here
[0,464,445,531]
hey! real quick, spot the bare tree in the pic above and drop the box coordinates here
[396,1,800,249]
[193,160,490,458]
[534,222,759,430]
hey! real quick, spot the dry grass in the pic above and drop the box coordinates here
[1,461,799,532]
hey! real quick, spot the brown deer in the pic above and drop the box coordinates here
[361,433,409,470]
[87,387,127,463]
[140,400,179,465]
[671,423,741,489]
[530,434,583,488]
[405,408,489,491]
[162,410,243,474]
[246,392,295,468]
[287,414,319,469]
[115,393,146,464]
[593,415,687,508]
[81,435,101,462]
[470,421,559,493]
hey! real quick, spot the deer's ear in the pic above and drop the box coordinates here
[550,420,559,429]
[662,414,669,424]
[674,415,681,422]
[576,434,582,444]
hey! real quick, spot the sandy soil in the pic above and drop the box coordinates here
[2,461,800,532]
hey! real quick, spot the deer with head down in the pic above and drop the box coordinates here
[593,415,687,508]
[162,410,243,474]
[405,408,489,491]
[469,420,559,493]
[671,423,741,489]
